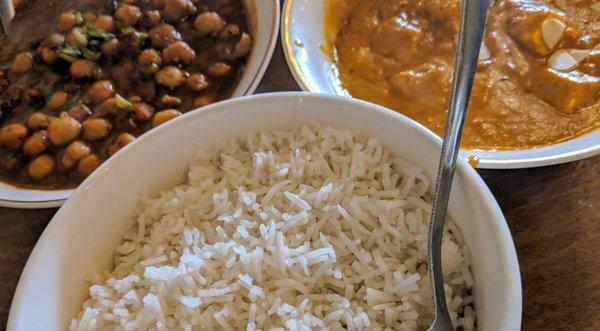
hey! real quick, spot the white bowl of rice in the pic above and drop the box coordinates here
[8,93,521,331]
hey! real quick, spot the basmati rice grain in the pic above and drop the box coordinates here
[70,126,475,331]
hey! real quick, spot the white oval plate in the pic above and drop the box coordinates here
[0,0,280,209]
[8,92,521,330]
[281,0,600,170]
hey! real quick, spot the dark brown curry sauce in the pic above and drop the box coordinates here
[0,0,253,189]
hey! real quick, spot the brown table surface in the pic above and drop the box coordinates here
[1,40,599,330]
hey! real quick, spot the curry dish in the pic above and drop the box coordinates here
[325,0,600,150]
[0,0,252,189]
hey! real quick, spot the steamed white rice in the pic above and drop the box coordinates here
[70,125,476,331]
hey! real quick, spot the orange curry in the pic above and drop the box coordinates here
[325,0,600,149]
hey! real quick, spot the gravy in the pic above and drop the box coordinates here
[325,0,600,149]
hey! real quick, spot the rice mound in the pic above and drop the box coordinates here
[70,125,476,331]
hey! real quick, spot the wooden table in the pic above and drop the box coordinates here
[1,40,599,331]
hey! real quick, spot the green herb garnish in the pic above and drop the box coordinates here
[72,27,88,46]
[139,31,150,48]
[88,29,115,41]
[82,47,102,61]
[121,27,136,35]
[56,47,82,63]
[115,93,133,110]
[75,12,84,25]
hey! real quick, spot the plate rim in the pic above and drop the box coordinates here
[280,0,600,170]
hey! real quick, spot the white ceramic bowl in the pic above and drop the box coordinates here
[0,0,280,209]
[281,0,600,169]
[9,93,521,330]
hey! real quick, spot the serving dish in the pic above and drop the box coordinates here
[8,92,521,330]
[0,0,280,209]
[281,0,600,169]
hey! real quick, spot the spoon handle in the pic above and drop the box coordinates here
[427,1,490,330]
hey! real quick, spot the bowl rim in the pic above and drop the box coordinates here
[0,0,281,209]
[280,0,600,170]
[8,92,522,330]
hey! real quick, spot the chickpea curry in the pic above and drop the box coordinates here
[325,0,600,150]
[0,0,253,189]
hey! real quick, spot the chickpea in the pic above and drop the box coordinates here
[23,130,49,156]
[83,11,97,23]
[62,140,91,168]
[121,32,143,55]
[129,95,142,103]
[94,15,115,32]
[46,91,68,111]
[99,98,121,115]
[137,81,157,100]
[133,102,154,121]
[115,4,142,27]
[0,123,28,150]
[149,23,181,49]
[41,48,58,64]
[163,0,196,22]
[186,73,209,91]
[233,32,253,58]
[47,113,81,146]
[70,59,95,79]
[119,60,136,76]
[57,12,77,31]
[26,112,49,130]
[159,94,181,106]
[68,104,92,122]
[141,10,161,28]
[138,48,162,75]
[42,33,65,47]
[194,12,226,36]
[207,62,232,77]
[215,42,234,60]
[163,41,196,64]
[11,52,33,74]
[0,72,7,94]
[3,155,22,171]
[156,66,185,89]
[89,80,115,103]
[77,154,101,176]
[150,0,166,9]
[26,88,43,100]
[101,39,119,57]
[194,94,215,108]
[152,109,181,127]
[107,133,135,156]
[219,24,240,40]
[28,154,55,181]
[82,118,112,141]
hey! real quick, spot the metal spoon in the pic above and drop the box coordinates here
[0,0,14,35]
[427,1,490,330]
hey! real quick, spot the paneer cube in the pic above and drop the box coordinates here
[530,68,600,114]
[370,16,423,63]
[390,62,451,108]
[506,2,566,56]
